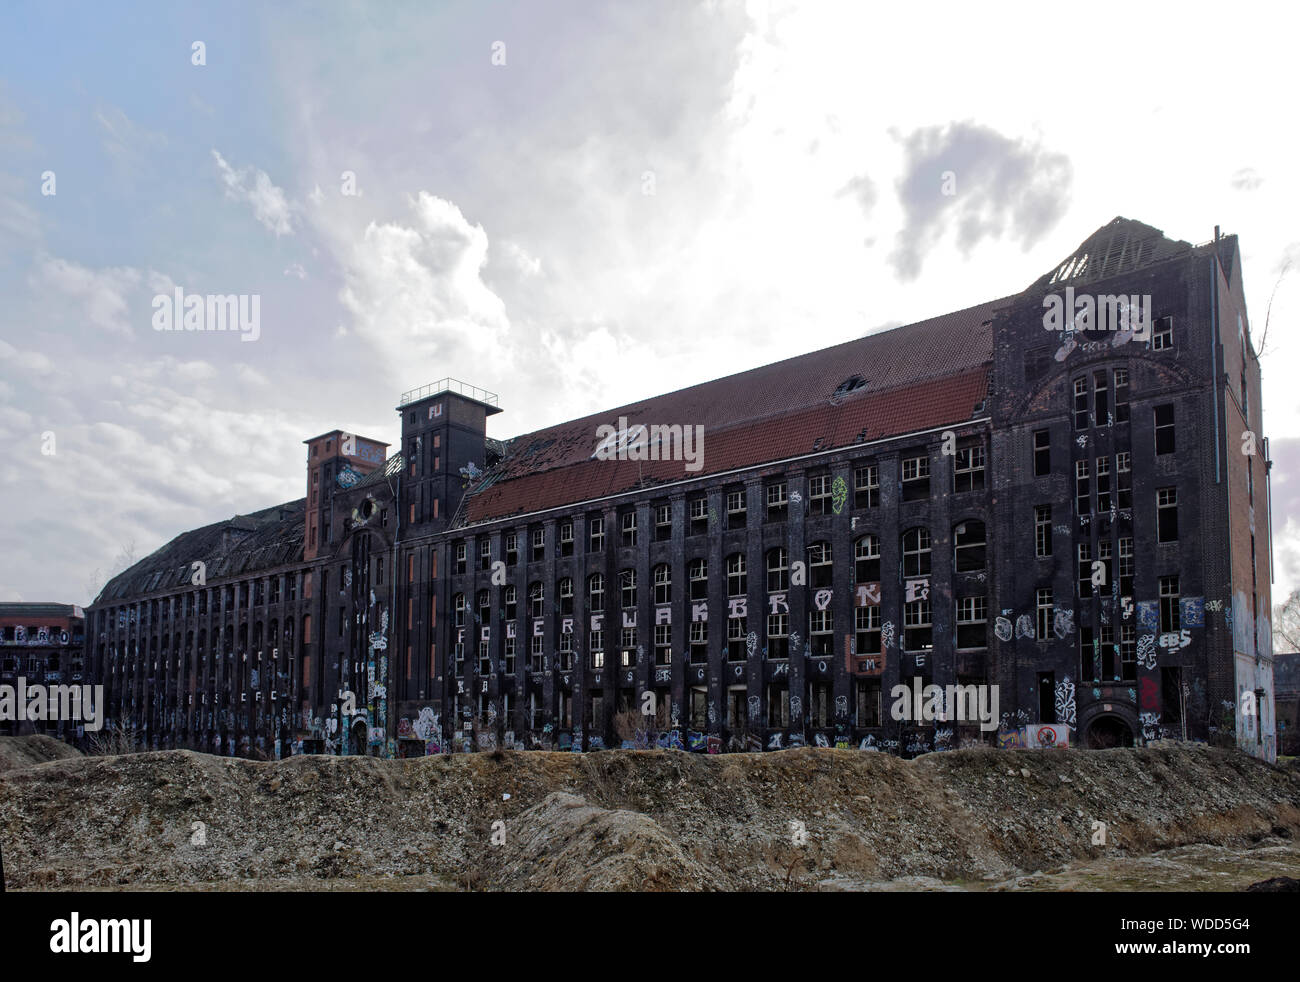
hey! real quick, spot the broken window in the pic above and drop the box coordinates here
[854,462,879,508]
[901,527,931,578]
[1154,404,1176,455]
[901,454,930,502]
[854,534,880,583]
[1157,487,1178,543]
[953,520,986,573]
[955,595,987,649]
[953,443,985,493]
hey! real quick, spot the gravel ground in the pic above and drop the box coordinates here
[2,742,1297,891]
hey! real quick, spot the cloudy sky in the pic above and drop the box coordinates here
[1,0,1298,610]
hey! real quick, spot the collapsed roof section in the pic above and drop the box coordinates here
[96,500,306,604]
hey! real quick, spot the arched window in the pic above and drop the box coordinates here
[587,573,604,612]
[902,528,931,578]
[453,593,466,627]
[688,557,708,600]
[504,585,517,619]
[953,520,986,572]
[653,563,672,605]
[477,589,491,623]
[854,534,880,583]
[557,577,574,615]
[528,582,544,618]
[726,553,746,597]
[766,547,788,592]
[620,569,637,609]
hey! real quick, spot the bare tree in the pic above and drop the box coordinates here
[1275,589,1300,654]
[1258,257,1294,357]
[111,540,138,576]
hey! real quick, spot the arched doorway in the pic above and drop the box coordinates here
[1084,714,1134,748]
[351,718,369,756]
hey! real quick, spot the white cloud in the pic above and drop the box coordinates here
[211,149,295,236]
[337,191,510,374]
[30,256,141,336]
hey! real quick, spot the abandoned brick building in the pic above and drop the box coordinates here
[85,217,1278,761]
[0,602,86,740]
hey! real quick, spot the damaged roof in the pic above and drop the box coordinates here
[461,296,1006,525]
[96,500,306,604]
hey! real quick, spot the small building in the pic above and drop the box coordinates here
[0,602,86,741]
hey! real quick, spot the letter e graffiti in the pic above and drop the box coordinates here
[191,561,207,586]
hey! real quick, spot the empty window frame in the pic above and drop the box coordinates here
[953,520,986,573]
[854,535,880,583]
[1154,405,1175,455]
[1157,487,1178,543]
[903,598,932,652]
[767,612,789,659]
[1075,459,1090,516]
[854,463,879,508]
[808,473,832,515]
[953,443,986,493]
[955,595,987,649]
[1036,587,1053,641]
[855,605,881,655]
[766,482,788,521]
[766,547,789,593]
[1034,505,1052,558]
[726,487,747,529]
[901,455,930,502]
[654,502,672,542]
[689,557,708,601]
[1152,316,1174,350]
[807,541,832,588]
[726,553,746,597]
[1033,430,1051,476]
[1073,377,1089,430]
[901,527,931,578]
[1159,575,1180,633]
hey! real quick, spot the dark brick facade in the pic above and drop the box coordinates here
[84,219,1277,761]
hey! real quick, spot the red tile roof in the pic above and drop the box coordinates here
[463,296,1008,524]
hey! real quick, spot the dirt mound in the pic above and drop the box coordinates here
[0,735,82,774]
[1,744,1297,891]
[481,792,720,891]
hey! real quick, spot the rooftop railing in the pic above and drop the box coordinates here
[399,378,499,408]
